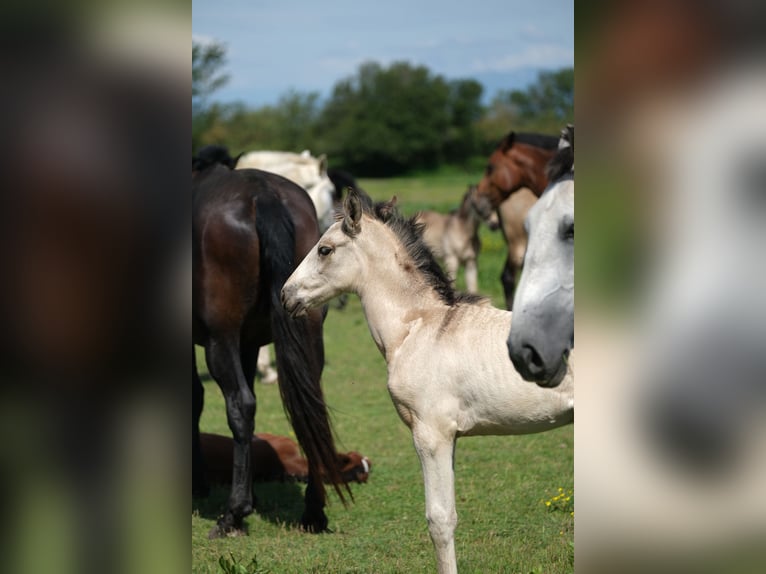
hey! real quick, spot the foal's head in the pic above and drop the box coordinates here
[282,189,484,316]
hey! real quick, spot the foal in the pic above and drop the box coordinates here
[282,189,573,574]
[415,185,486,293]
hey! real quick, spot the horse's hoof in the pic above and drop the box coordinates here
[207,524,246,539]
[301,512,329,534]
[209,514,246,539]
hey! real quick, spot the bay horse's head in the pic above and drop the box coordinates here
[473,132,559,219]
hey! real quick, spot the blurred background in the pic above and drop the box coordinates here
[576,1,766,572]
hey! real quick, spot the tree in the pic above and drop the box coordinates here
[477,67,574,152]
[192,39,229,150]
[443,79,484,164]
[319,61,453,175]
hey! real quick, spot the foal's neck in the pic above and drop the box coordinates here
[355,227,445,361]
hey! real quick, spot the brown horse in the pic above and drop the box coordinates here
[192,152,348,537]
[200,432,372,485]
[472,132,560,309]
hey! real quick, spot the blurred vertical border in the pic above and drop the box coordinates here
[0,2,189,573]
[576,1,766,573]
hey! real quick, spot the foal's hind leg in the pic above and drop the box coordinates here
[205,334,256,538]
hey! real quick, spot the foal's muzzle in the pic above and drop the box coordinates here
[280,285,307,318]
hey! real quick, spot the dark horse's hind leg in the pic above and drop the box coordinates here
[302,476,329,533]
[192,349,209,498]
[205,335,256,538]
[501,255,518,310]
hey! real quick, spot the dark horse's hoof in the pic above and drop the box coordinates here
[208,513,247,539]
[300,510,330,533]
[207,524,247,539]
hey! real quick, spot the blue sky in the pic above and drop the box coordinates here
[192,0,573,107]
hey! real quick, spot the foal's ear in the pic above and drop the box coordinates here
[375,196,398,222]
[342,188,363,236]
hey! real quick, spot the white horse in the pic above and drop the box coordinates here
[236,150,336,233]
[507,125,574,387]
[281,189,573,574]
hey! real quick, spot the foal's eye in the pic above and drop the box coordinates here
[485,164,494,176]
[318,245,333,257]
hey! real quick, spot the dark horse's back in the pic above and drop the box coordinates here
[192,165,320,345]
[192,163,347,536]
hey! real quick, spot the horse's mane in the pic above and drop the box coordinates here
[544,125,574,183]
[192,144,241,171]
[503,131,559,151]
[363,199,487,307]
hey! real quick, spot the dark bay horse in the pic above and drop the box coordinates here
[472,131,560,309]
[192,156,348,537]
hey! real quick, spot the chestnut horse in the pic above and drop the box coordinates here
[472,132,560,308]
[192,154,348,537]
[200,432,371,485]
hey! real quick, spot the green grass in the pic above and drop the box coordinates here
[192,170,574,573]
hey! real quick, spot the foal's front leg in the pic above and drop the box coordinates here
[412,423,458,574]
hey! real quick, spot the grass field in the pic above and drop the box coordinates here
[192,170,574,573]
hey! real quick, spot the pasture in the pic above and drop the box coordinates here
[192,170,574,573]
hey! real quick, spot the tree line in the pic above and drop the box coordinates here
[193,41,573,176]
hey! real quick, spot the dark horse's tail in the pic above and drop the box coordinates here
[254,189,350,512]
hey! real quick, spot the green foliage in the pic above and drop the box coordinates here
[478,67,574,151]
[202,91,323,154]
[193,39,229,150]
[218,553,269,574]
[191,49,573,175]
[318,61,456,175]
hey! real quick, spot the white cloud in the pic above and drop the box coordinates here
[192,33,219,47]
[472,43,573,72]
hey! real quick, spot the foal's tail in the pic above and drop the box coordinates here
[255,191,350,509]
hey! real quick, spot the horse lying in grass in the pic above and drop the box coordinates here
[415,185,488,294]
[200,432,371,485]
[281,188,574,574]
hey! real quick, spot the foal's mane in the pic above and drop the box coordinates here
[364,199,486,307]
